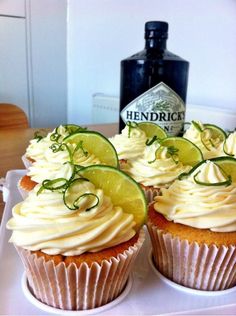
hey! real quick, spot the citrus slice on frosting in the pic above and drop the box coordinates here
[64,131,119,167]
[138,122,167,139]
[210,156,236,182]
[79,165,147,231]
[160,137,203,166]
[204,124,227,142]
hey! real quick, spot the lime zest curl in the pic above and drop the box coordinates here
[178,158,232,187]
[50,124,87,144]
[126,121,138,138]
[148,139,179,165]
[37,175,99,212]
[37,178,68,195]
[146,135,161,146]
[193,170,232,187]
[50,139,88,165]
[192,121,203,133]
[33,131,45,142]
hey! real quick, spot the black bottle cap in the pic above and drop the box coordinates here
[145,21,168,39]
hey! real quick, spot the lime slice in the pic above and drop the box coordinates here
[64,131,119,167]
[138,122,167,139]
[63,124,87,134]
[160,137,203,166]
[211,156,236,182]
[204,124,227,142]
[79,165,147,231]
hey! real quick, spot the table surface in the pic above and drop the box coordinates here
[0,123,118,221]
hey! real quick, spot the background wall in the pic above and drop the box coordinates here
[0,0,67,128]
[67,0,236,125]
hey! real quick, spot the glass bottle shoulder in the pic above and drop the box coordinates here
[122,49,188,63]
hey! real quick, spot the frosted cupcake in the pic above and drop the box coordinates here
[7,165,146,311]
[147,158,236,291]
[183,121,226,159]
[122,136,203,203]
[23,124,86,168]
[19,131,118,197]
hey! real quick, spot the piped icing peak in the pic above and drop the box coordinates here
[154,160,236,232]
[109,124,147,160]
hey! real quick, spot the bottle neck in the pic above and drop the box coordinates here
[145,38,167,50]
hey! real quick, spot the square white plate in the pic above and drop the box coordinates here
[1,170,236,315]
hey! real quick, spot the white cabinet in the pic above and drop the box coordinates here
[0,16,29,116]
[0,0,67,128]
[0,0,25,17]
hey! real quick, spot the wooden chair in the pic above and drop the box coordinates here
[0,103,29,129]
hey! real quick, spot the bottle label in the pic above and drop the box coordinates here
[120,82,185,136]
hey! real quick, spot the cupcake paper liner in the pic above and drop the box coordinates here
[15,229,145,311]
[142,186,160,204]
[21,154,33,169]
[147,222,236,291]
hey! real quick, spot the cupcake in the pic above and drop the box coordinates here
[147,158,236,291]
[7,165,146,311]
[19,131,118,198]
[122,137,202,203]
[183,120,226,159]
[23,124,86,168]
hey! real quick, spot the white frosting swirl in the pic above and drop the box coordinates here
[223,131,236,157]
[26,126,71,161]
[7,181,136,255]
[27,144,101,183]
[154,161,236,232]
[109,125,147,160]
[122,143,191,187]
[183,121,224,159]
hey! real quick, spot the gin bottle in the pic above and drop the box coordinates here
[119,21,189,135]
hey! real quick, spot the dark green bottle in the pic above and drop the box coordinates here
[119,21,189,135]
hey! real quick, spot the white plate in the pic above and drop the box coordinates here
[1,170,236,315]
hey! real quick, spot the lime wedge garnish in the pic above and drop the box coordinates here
[79,165,147,231]
[204,124,227,142]
[138,122,167,139]
[160,137,203,166]
[64,131,119,167]
[211,156,236,182]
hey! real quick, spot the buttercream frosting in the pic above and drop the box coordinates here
[27,143,101,183]
[154,160,236,232]
[109,125,147,160]
[183,121,224,159]
[25,125,83,161]
[223,131,236,157]
[122,142,191,187]
[7,180,136,255]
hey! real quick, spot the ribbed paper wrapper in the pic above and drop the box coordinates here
[147,222,236,291]
[15,229,145,311]
[142,186,160,204]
